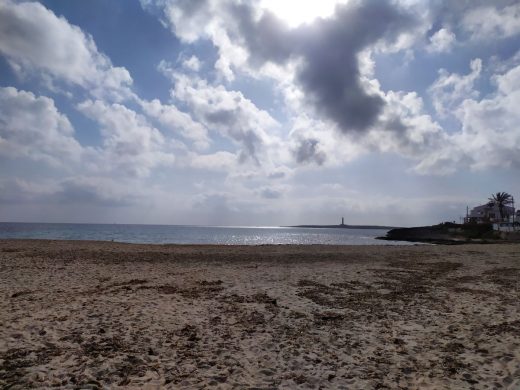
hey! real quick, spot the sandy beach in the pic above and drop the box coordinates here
[0,240,519,389]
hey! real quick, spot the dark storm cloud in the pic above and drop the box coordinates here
[227,0,416,133]
[294,138,326,165]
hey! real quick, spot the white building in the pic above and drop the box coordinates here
[492,222,518,232]
[466,202,515,224]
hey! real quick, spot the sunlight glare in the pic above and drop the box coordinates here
[261,0,349,28]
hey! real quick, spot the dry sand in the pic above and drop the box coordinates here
[0,239,519,389]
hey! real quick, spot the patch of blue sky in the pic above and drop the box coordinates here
[0,57,22,89]
[39,0,180,102]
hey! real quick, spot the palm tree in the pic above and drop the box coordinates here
[488,192,513,221]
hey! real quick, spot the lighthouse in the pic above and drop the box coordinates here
[341,217,345,226]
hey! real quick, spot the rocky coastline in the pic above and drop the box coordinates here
[378,222,520,244]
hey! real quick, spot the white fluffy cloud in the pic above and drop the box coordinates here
[77,100,175,177]
[0,86,83,165]
[428,59,482,117]
[374,89,446,159]
[171,73,281,164]
[287,114,364,168]
[139,98,210,150]
[453,63,520,170]
[0,0,133,101]
[182,55,202,72]
[188,151,238,171]
[463,3,520,40]
[427,28,455,53]
[417,61,520,173]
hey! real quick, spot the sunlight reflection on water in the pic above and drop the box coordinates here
[0,223,410,245]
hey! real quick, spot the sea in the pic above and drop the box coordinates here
[0,222,407,245]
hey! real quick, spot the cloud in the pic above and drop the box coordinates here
[147,0,416,134]
[286,114,366,168]
[293,138,326,165]
[291,1,415,133]
[453,63,520,170]
[182,55,202,71]
[462,3,520,40]
[268,170,287,180]
[260,187,282,199]
[190,190,284,225]
[0,178,56,204]
[190,192,241,225]
[0,0,133,101]
[77,100,175,177]
[428,58,482,117]
[374,89,446,158]
[139,98,210,150]
[0,86,83,165]
[0,176,142,207]
[145,0,213,43]
[417,61,520,173]
[143,0,520,176]
[171,73,280,163]
[189,151,237,171]
[427,28,455,53]
[148,0,462,173]
[53,177,141,206]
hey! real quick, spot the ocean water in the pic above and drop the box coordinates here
[0,223,406,245]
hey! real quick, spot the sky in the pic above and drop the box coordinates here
[1,0,520,226]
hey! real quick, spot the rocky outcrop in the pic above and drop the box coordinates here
[378,223,494,244]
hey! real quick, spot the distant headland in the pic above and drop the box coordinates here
[286,217,397,230]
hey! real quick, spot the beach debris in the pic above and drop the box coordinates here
[11,290,32,298]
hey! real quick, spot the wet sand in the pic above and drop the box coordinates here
[0,239,519,389]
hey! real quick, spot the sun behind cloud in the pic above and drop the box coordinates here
[260,0,349,27]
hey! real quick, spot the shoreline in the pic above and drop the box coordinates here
[0,224,403,246]
[0,237,415,247]
[0,237,415,246]
[1,239,519,388]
